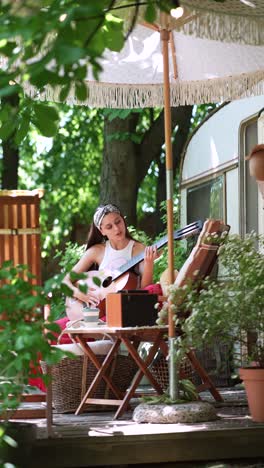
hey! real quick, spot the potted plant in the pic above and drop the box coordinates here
[158,231,264,422]
[0,261,69,465]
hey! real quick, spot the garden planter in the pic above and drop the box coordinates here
[246,144,264,181]
[239,367,264,422]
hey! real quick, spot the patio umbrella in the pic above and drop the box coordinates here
[26,1,264,398]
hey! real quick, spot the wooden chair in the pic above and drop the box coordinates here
[158,218,230,401]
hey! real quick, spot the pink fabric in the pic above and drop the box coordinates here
[53,317,72,344]
[29,316,84,392]
[143,283,163,295]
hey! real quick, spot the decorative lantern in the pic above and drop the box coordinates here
[245,144,264,181]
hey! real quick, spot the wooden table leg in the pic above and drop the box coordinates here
[113,331,166,419]
[75,337,124,415]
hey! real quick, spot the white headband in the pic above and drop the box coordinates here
[93,204,121,229]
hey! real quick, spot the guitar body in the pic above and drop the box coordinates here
[65,269,138,321]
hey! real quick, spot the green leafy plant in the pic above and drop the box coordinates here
[0,260,73,419]
[141,379,199,405]
[54,241,86,274]
[157,231,264,370]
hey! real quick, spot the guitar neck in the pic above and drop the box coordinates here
[113,235,169,281]
[112,220,203,282]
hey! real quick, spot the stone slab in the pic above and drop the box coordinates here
[133,401,218,423]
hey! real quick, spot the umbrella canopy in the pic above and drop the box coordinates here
[33,1,264,108]
[42,23,264,109]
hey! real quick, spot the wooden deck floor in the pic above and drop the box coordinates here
[12,388,264,468]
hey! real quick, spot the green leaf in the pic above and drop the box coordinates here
[0,120,17,140]
[30,70,63,88]
[59,83,71,101]
[44,322,61,333]
[103,19,124,52]
[104,109,133,121]
[14,117,30,144]
[92,276,101,287]
[69,271,87,282]
[75,81,88,101]
[61,283,73,297]
[54,44,86,65]
[0,84,21,98]
[144,3,156,24]
[33,116,58,137]
[33,103,59,122]
[3,434,18,448]
[32,103,59,136]
[74,65,87,80]
[79,283,88,294]
[0,40,17,57]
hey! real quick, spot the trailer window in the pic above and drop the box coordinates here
[187,176,224,224]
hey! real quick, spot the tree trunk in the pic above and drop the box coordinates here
[2,143,19,189]
[101,106,193,232]
[1,93,20,189]
[101,113,140,226]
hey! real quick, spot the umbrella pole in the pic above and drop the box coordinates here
[161,27,179,400]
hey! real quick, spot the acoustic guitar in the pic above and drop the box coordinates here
[65,220,203,321]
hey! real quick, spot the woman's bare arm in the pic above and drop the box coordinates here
[134,242,159,289]
[63,244,104,306]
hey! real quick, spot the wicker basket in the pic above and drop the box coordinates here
[151,354,196,392]
[41,354,138,413]
[150,342,232,392]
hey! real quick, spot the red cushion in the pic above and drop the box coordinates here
[29,315,90,391]
[143,283,163,295]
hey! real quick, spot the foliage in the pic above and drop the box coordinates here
[54,241,86,274]
[158,231,264,368]
[190,103,218,132]
[19,104,103,256]
[0,94,60,147]
[0,260,73,418]
[0,0,173,140]
[141,379,199,405]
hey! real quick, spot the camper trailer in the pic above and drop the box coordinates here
[180,95,264,236]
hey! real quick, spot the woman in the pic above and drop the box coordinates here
[63,203,159,309]
[29,204,159,392]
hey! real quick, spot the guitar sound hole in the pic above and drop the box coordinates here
[102,276,113,288]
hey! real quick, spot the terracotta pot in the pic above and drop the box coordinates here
[239,367,264,422]
[245,144,264,181]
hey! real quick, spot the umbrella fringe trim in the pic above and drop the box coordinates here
[179,9,264,47]
[25,70,264,108]
[118,2,264,46]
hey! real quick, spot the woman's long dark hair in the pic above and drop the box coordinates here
[86,211,134,250]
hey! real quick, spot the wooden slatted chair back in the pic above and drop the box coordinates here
[174,218,230,289]
[0,190,43,286]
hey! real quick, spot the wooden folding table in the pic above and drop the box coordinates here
[62,325,169,419]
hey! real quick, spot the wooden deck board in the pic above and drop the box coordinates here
[9,388,264,467]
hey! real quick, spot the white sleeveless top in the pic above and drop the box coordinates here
[99,239,135,272]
